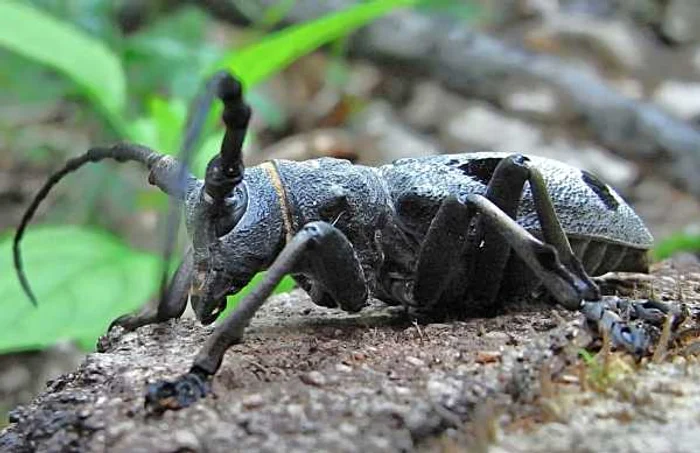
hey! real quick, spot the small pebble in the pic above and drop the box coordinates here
[242,393,265,409]
[406,356,426,367]
[475,351,502,364]
[300,371,326,387]
[335,363,352,373]
[173,430,200,450]
[483,331,509,342]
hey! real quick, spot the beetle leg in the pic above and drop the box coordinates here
[466,154,533,311]
[413,154,599,315]
[411,196,476,313]
[412,192,594,314]
[524,159,598,292]
[469,155,598,310]
[465,194,598,310]
[144,221,367,412]
[581,296,682,355]
[413,155,531,314]
[109,248,193,331]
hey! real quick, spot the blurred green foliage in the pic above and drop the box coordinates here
[0,0,414,353]
[653,232,700,260]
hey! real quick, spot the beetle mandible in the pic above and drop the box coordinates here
[14,72,670,412]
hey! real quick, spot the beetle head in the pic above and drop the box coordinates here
[186,181,252,325]
[185,72,253,325]
[183,72,284,325]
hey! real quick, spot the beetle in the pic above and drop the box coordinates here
[13,72,672,412]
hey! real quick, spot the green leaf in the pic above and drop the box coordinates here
[0,1,127,133]
[123,6,222,103]
[192,132,226,178]
[216,0,415,88]
[0,226,161,353]
[653,232,700,260]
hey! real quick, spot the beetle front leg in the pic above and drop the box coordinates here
[145,221,367,413]
[109,248,194,331]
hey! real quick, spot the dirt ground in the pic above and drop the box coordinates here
[2,257,699,453]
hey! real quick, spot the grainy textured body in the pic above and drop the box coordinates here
[198,152,652,313]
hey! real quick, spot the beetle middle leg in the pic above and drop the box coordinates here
[144,221,367,412]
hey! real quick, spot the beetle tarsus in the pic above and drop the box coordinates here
[581,296,680,356]
[145,367,212,414]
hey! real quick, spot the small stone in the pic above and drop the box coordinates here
[483,331,510,342]
[499,84,562,121]
[406,356,426,367]
[402,81,466,130]
[173,430,200,450]
[559,374,579,384]
[300,371,326,387]
[441,103,542,152]
[351,101,439,163]
[345,62,382,98]
[0,365,30,393]
[335,363,352,373]
[526,14,647,71]
[242,393,265,409]
[653,80,700,120]
[394,386,412,396]
[287,404,305,418]
[662,0,700,44]
[338,422,359,437]
[475,351,502,364]
[516,0,559,19]
[369,435,391,450]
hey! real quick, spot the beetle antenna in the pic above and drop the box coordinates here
[157,71,235,306]
[14,143,190,306]
[203,73,251,203]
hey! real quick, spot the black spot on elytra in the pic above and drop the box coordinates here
[581,170,619,210]
[448,157,502,185]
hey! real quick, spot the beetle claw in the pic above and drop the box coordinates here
[145,369,211,414]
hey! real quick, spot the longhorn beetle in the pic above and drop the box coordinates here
[14,72,677,412]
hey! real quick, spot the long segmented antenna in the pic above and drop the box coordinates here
[204,73,251,203]
[13,143,188,306]
[156,71,238,306]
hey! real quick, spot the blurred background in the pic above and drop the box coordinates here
[2,0,700,424]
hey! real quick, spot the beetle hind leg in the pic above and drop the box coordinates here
[412,154,663,355]
[581,296,683,355]
[413,154,598,316]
